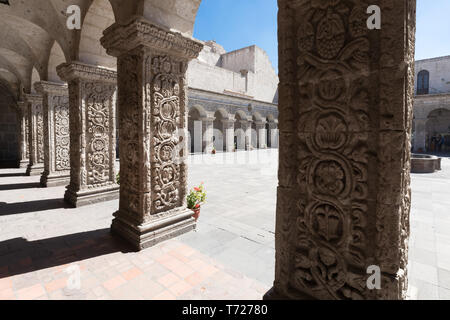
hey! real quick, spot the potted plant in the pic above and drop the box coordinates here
[187,182,206,221]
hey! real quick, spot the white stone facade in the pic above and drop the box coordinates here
[187,41,279,104]
[413,56,450,153]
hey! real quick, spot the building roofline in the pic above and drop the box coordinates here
[415,55,450,63]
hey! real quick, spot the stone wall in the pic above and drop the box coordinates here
[415,55,450,95]
[187,42,279,104]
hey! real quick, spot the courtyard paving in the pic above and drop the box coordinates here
[0,149,449,300]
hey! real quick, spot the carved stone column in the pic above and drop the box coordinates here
[413,118,426,153]
[101,17,203,250]
[201,117,214,153]
[266,0,416,300]
[24,94,44,176]
[222,119,235,152]
[35,82,70,187]
[242,120,252,150]
[56,62,119,207]
[16,101,29,168]
[255,121,267,149]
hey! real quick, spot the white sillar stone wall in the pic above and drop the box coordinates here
[187,42,279,104]
[415,55,450,95]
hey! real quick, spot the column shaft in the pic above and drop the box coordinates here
[267,0,416,300]
[57,62,119,207]
[24,94,44,176]
[101,18,204,250]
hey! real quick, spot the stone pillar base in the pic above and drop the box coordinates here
[64,185,120,208]
[19,160,29,169]
[26,164,44,176]
[40,172,70,187]
[111,208,196,251]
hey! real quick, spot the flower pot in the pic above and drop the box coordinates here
[191,208,200,221]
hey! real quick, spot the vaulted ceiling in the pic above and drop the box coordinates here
[0,0,201,100]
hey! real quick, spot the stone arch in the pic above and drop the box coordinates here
[47,41,66,83]
[78,0,116,69]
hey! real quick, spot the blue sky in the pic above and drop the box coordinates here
[194,0,450,72]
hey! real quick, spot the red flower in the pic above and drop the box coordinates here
[194,187,200,192]
[195,204,200,209]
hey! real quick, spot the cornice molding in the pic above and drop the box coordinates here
[34,81,68,96]
[57,62,117,84]
[101,17,204,60]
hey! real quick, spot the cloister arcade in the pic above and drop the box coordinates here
[0,0,416,300]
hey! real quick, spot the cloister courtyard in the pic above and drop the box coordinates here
[0,149,449,300]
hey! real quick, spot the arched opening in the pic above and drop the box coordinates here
[425,108,450,153]
[213,109,227,152]
[188,106,206,153]
[234,111,247,150]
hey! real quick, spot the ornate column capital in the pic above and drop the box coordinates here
[24,93,43,105]
[57,61,117,83]
[101,17,204,60]
[35,81,68,97]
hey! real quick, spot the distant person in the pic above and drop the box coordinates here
[437,134,443,153]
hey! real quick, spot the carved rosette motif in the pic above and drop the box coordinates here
[53,96,70,171]
[274,0,415,300]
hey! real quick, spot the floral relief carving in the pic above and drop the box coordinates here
[54,97,70,171]
[150,55,184,214]
[85,82,115,186]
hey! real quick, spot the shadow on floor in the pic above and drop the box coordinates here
[0,172,26,178]
[0,228,133,278]
[0,198,70,216]
[0,182,41,191]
